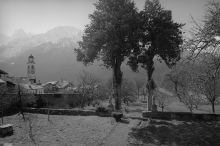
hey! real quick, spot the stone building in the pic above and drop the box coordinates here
[27,54,36,84]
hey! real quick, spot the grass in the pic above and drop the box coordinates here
[130,119,220,146]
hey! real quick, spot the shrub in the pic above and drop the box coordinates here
[36,97,46,108]
[96,106,109,113]
[91,100,100,107]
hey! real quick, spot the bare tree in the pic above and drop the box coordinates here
[186,0,220,114]
[155,89,169,112]
[185,0,220,62]
[193,54,220,113]
[17,83,25,121]
[121,78,136,105]
[77,70,101,108]
[106,77,136,107]
[163,63,202,112]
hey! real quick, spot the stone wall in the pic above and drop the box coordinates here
[32,93,82,109]
[23,108,111,117]
[23,108,97,116]
[0,93,84,116]
[142,111,220,121]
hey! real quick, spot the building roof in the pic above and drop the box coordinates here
[0,69,8,75]
[0,79,6,84]
[57,80,71,89]
[21,84,43,90]
[8,76,29,84]
[42,81,58,87]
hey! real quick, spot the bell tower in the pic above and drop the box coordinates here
[27,54,36,84]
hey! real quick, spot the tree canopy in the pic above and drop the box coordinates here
[128,0,183,111]
[75,0,140,110]
[128,0,183,72]
[75,0,140,68]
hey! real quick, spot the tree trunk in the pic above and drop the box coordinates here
[17,85,25,121]
[112,59,123,111]
[211,101,215,113]
[143,88,146,101]
[146,57,155,111]
[137,88,139,100]
[1,98,3,125]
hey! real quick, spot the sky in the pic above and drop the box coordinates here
[0,0,208,36]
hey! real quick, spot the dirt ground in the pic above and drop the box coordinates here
[0,114,117,146]
[0,113,141,146]
[1,101,220,146]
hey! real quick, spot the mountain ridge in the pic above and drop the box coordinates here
[0,26,170,84]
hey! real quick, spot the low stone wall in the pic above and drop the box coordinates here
[23,108,111,117]
[142,111,220,121]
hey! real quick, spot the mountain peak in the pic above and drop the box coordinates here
[12,29,29,39]
[46,26,81,35]
[44,26,82,43]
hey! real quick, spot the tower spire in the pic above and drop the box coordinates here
[27,54,36,84]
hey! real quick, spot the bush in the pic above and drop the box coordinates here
[91,100,100,107]
[36,97,46,108]
[54,94,62,98]
[96,106,109,113]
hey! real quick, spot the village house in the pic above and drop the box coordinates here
[42,81,58,93]
[56,80,75,93]
[0,55,43,94]
[42,80,76,93]
[0,69,17,93]
[21,84,44,94]
[0,69,7,87]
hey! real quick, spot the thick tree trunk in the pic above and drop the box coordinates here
[147,87,153,111]
[17,85,25,121]
[1,97,3,125]
[211,101,215,113]
[112,59,123,111]
[146,57,155,111]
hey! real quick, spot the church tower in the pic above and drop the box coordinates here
[27,54,36,84]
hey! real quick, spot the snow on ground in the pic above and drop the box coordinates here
[0,114,116,146]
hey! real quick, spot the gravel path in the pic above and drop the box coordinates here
[100,119,139,146]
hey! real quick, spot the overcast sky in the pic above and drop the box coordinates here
[0,0,208,36]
